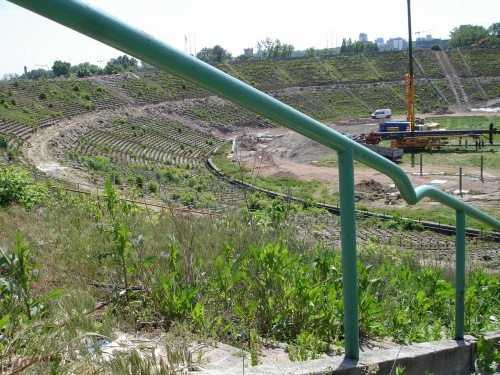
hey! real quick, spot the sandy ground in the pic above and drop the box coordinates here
[20,101,500,211]
[233,109,500,212]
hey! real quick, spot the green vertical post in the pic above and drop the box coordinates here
[338,150,359,359]
[455,209,466,340]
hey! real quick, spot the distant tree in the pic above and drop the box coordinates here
[24,68,54,80]
[487,22,500,45]
[256,38,294,60]
[430,44,442,51]
[305,48,318,57]
[363,41,379,53]
[235,54,253,62]
[1,73,19,81]
[103,63,125,75]
[196,45,232,65]
[52,60,71,77]
[108,55,138,70]
[340,38,352,53]
[70,62,101,77]
[488,22,500,38]
[340,39,378,54]
[448,25,488,48]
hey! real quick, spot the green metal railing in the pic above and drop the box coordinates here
[9,0,500,360]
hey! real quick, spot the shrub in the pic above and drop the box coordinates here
[38,92,47,100]
[148,181,159,193]
[83,156,109,172]
[135,175,144,188]
[0,167,48,211]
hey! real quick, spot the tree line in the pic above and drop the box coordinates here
[448,23,500,48]
[3,21,498,80]
[13,55,140,81]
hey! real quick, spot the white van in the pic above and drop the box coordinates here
[371,109,392,119]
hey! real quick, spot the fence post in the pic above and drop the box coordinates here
[420,153,423,177]
[459,167,463,197]
[455,210,466,340]
[338,150,359,359]
[480,155,484,182]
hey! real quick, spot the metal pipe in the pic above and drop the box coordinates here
[7,0,500,230]
[455,210,466,340]
[338,150,359,359]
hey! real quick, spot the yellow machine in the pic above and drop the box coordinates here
[390,0,446,151]
[472,38,489,46]
[390,73,447,150]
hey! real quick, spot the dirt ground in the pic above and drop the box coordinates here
[232,105,500,212]
[21,100,500,212]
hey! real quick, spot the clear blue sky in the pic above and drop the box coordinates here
[0,0,498,77]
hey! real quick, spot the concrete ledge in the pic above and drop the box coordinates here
[200,332,500,375]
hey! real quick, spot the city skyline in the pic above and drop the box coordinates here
[1,0,498,76]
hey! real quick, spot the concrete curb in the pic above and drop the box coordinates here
[199,332,500,375]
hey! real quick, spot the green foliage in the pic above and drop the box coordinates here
[287,331,328,361]
[0,166,48,211]
[108,54,138,69]
[387,216,425,232]
[0,134,8,148]
[196,45,232,65]
[52,60,71,77]
[340,38,379,54]
[0,232,63,325]
[475,335,500,372]
[256,38,294,59]
[449,25,489,48]
[82,155,109,172]
[70,62,101,77]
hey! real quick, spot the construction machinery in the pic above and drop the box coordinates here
[387,0,442,150]
[472,38,489,46]
[381,1,498,151]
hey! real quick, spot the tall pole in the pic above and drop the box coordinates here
[406,0,416,131]
[407,0,414,80]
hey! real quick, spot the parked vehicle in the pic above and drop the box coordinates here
[371,109,392,119]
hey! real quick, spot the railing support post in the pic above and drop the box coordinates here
[455,209,466,340]
[338,150,359,359]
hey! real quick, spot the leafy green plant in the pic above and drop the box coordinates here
[109,222,135,303]
[152,239,199,321]
[0,233,63,324]
[287,331,328,361]
[0,166,48,211]
[475,335,500,373]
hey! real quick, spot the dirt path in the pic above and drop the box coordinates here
[435,51,468,105]
[22,116,100,188]
[234,111,500,212]
[20,99,500,212]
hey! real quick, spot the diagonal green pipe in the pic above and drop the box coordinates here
[7,0,500,231]
[7,0,500,360]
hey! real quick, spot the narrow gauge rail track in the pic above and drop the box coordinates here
[206,158,500,241]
